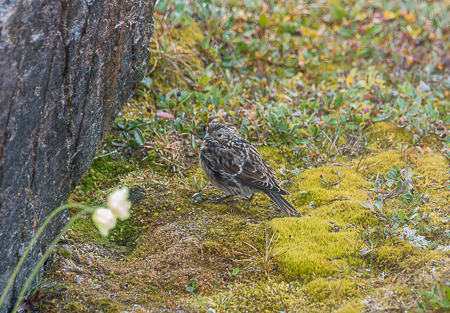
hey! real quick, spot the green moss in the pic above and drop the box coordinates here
[108,217,144,248]
[68,207,143,249]
[268,161,370,278]
[55,248,72,257]
[78,156,136,192]
[302,278,360,303]
[66,294,123,313]
[69,216,107,244]
[201,280,302,312]
[270,215,360,278]
[196,278,360,312]
[149,21,205,94]
[340,299,366,313]
[367,122,414,146]
[267,148,449,280]
[375,239,445,272]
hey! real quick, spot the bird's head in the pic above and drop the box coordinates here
[203,122,236,145]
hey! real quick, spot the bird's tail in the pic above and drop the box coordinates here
[266,192,300,217]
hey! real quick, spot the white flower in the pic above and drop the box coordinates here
[93,208,117,236]
[91,187,131,236]
[108,187,131,219]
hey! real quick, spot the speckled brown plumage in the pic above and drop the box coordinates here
[199,122,299,217]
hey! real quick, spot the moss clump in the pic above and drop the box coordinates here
[367,122,414,145]
[148,21,205,94]
[375,239,445,273]
[302,278,360,304]
[202,280,303,312]
[339,299,366,313]
[107,216,144,248]
[55,248,72,258]
[269,148,449,280]
[196,279,360,312]
[268,161,370,278]
[68,216,107,244]
[270,212,365,278]
[78,156,136,192]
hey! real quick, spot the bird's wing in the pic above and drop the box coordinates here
[202,142,288,195]
[237,144,288,195]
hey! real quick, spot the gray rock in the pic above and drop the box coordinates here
[129,185,148,203]
[61,244,72,254]
[0,0,157,310]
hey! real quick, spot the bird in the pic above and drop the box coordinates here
[199,122,300,217]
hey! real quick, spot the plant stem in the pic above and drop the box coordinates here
[369,245,373,308]
[0,203,89,309]
[188,290,209,311]
[11,210,87,313]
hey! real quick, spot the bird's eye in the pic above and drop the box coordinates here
[218,133,223,137]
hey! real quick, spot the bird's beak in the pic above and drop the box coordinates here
[202,134,212,141]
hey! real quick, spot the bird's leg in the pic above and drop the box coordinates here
[245,194,255,208]
[207,194,234,203]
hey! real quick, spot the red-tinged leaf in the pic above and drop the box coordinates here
[366,199,374,211]
[364,93,375,100]
[156,111,174,119]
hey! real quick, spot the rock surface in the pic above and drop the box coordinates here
[0,0,156,309]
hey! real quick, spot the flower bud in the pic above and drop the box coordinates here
[108,187,131,219]
[93,208,117,236]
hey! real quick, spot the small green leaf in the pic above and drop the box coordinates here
[373,113,392,122]
[141,77,153,88]
[127,139,138,148]
[373,200,382,211]
[134,129,145,146]
[259,13,268,27]
[366,24,382,35]
[330,5,347,22]
[397,210,407,221]
[361,248,373,256]
[404,167,413,179]
[221,61,232,67]
[337,28,354,37]
[175,2,185,11]
[296,139,310,145]
[179,92,192,104]
[334,94,344,108]
[346,123,360,130]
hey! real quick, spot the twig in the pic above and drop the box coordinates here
[356,151,372,171]
[328,197,350,203]
[358,161,379,172]
[94,149,121,159]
